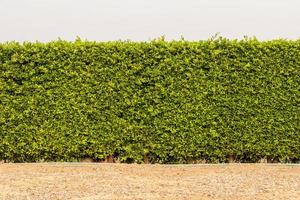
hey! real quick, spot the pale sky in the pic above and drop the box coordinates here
[0,0,299,42]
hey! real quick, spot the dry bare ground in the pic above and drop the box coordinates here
[1,163,300,200]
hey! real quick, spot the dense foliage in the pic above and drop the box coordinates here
[1,38,299,163]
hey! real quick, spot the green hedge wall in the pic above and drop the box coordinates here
[1,38,299,163]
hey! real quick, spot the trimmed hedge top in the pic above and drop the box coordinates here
[0,38,300,163]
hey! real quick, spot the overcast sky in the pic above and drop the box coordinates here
[0,0,299,42]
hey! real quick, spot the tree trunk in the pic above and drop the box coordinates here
[144,155,150,164]
[228,155,235,163]
[105,155,114,163]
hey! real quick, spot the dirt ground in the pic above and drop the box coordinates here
[1,163,300,200]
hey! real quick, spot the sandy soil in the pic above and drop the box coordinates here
[1,163,300,200]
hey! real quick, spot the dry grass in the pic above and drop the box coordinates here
[1,163,300,200]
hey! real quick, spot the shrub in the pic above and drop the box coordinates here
[0,38,299,163]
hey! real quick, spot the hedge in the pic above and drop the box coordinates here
[0,38,299,163]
